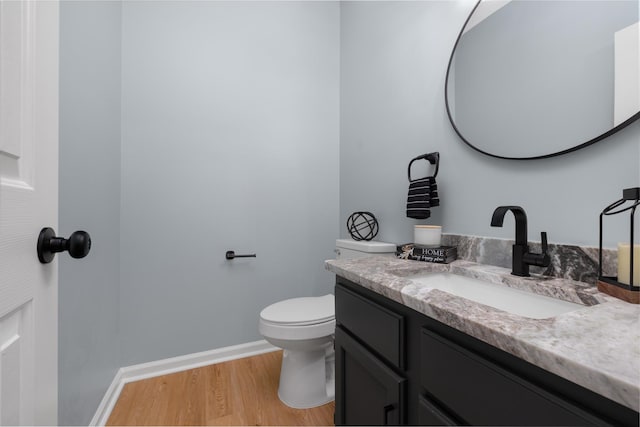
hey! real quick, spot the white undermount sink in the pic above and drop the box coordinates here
[409,272,585,319]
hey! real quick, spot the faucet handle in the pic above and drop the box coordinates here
[524,232,551,268]
[541,231,548,253]
[539,231,551,267]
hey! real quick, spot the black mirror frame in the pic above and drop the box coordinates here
[444,0,640,161]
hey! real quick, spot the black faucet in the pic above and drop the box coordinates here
[490,206,550,277]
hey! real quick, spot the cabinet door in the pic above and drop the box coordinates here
[418,394,458,426]
[335,327,406,426]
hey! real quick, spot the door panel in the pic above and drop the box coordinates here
[335,327,406,425]
[0,304,33,425]
[0,1,59,424]
[0,0,34,185]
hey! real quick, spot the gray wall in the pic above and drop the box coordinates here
[340,0,639,249]
[59,1,122,425]
[118,1,340,366]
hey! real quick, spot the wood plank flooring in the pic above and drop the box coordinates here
[107,350,335,426]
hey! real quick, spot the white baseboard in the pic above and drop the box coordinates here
[89,340,278,426]
[89,367,125,427]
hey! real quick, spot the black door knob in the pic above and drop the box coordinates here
[37,227,91,264]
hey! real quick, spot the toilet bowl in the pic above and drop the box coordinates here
[259,294,335,409]
[259,239,396,409]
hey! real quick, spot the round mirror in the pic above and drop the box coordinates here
[445,0,640,160]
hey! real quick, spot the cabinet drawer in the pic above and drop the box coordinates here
[335,285,404,369]
[420,329,610,426]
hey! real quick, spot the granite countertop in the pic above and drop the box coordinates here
[325,257,640,412]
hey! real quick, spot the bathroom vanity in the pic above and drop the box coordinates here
[326,257,640,426]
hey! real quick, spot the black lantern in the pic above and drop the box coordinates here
[598,187,640,303]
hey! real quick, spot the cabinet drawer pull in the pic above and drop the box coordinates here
[383,404,394,425]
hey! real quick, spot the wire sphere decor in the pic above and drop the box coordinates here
[347,211,379,241]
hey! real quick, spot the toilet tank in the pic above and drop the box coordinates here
[335,239,396,260]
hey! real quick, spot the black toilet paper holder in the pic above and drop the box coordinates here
[225,250,256,260]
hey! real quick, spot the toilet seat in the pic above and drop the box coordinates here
[260,294,334,326]
[259,318,336,341]
[259,294,335,341]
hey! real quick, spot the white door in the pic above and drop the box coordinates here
[0,1,59,425]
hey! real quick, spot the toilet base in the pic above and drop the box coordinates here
[277,345,335,409]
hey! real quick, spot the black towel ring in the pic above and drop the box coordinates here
[408,152,439,181]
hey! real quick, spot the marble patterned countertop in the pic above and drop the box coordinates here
[325,257,640,412]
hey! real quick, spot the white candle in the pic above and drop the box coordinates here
[617,243,640,287]
[414,225,442,247]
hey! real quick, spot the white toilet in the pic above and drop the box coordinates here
[258,238,396,409]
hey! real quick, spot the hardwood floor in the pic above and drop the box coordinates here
[106,350,335,426]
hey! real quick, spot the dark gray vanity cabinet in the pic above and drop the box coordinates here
[335,277,639,427]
